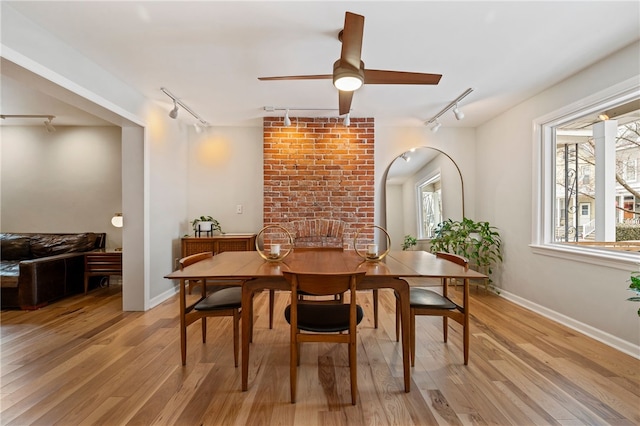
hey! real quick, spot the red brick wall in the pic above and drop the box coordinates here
[263,116,374,248]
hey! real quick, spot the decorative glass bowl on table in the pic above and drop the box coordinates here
[255,224,294,262]
[353,225,391,262]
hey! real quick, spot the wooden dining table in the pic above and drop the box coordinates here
[165,249,487,393]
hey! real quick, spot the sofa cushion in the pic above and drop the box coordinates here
[30,233,92,258]
[0,234,32,260]
[0,260,20,287]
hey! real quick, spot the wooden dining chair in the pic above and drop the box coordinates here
[282,271,366,405]
[178,251,242,367]
[395,252,470,366]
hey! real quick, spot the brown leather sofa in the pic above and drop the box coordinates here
[0,232,106,309]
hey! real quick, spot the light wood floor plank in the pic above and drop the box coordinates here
[1,284,639,425]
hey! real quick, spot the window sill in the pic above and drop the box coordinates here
[530,243,639,271]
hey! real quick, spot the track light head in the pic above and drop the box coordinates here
[343,113,350,126]
[284,109,291,127]
[453,103,464,120]
[169,101,179,119]
[44,117,56,133]
[430,120,441,133]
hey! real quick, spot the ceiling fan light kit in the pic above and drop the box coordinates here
[333,59,365,91]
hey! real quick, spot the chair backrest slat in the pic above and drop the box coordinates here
[283,271,365,296]
[179,251,213,270]
[435,252,469,270]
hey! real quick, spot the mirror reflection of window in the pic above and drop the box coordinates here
[418,174,442,239]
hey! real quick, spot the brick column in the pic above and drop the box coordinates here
[263,116,375,247]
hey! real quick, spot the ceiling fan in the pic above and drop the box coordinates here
[258,11,442,116]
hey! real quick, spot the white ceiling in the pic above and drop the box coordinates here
[1,1,639,129]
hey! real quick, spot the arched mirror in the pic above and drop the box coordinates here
[383,147,465,251]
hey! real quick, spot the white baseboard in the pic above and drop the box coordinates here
[148,285,178,310]
[499,290,640,360]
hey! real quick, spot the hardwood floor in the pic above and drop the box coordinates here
[1,281,638,425]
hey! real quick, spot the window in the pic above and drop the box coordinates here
[417,173,442,239]
[534,78,640,265]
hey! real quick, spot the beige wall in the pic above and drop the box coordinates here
[1,125,123,249]
[475,41,640,351]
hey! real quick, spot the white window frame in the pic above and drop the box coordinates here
[532,76,640,270]
[416,170,441,240]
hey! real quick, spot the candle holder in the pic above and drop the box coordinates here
[353,225,391,262]
[255,225,294,262]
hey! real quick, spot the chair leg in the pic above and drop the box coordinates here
[373,289,379,329]
[181,325,187,366]
[395,296,400,342]
[463,324,469,365]
[233,309,240,367]
[350,336,358,405]
[410,308,416,367]
[201,317,207,343]
[290,336,297,403]
[443,317,448,343]
[269,290,275,329]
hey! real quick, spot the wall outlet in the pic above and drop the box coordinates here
[236,204,243,214]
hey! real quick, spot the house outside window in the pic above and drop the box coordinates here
[533,79,640,265]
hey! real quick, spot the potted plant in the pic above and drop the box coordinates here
[191,215,222,236]
[628,271,640,317]
[402,235,417,251]
[429,217,503,292]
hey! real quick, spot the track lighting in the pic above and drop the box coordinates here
[263,107,352,125]
[169,101,179,119]
[1,114,56,133]
[44,117,56,133]
[425,88,473,129]
[453,103,464,120]
[161,87,210,127]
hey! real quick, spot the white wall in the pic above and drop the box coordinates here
[2,3,188,309]
[375,126,477,230]
[1,126,123,249]
[186,126,264,236]
[475,41,640,352]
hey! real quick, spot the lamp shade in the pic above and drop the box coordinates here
[111,213,123,228]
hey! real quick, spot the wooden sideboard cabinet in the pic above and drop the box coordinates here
[84,250,123,294]
[181,234,257,258]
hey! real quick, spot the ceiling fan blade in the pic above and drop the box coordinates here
[363,69,442,85]
[258,75,332,81]
[340,12,364,70]
[338,90,354,116]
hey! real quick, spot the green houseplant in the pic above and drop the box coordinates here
[429,217,503,292]
[191,215,222,235]
[402,235,417,251]
[628,271,640,317]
